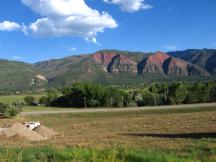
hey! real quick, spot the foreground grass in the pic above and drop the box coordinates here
[0,146,216,162]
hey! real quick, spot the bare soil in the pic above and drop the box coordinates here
[3,122,46,141]
[0,122,57,142]
[34,125,57,138]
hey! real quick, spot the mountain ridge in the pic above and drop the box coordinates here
[0,49,215,91]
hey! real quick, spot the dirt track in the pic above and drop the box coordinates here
[21,102,216,116]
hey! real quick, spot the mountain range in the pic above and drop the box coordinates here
[0,49,216,92]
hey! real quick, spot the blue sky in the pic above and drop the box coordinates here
[0,0,215,63]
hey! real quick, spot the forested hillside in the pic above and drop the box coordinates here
[0,49,216,93]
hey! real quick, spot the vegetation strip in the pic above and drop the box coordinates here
[0,146,216,162]
[20,103,216,116]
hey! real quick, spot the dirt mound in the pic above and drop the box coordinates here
[3,122,46,141]
[34,125,57,138]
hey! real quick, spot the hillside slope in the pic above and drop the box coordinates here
[0,59,47,92]
[34,51,148,87]
[0,49,215,92]
[168,49,216,74]
[34,50,211,88]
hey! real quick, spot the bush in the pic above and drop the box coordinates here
[39,96,49,105]
[24,96,36,106]
[142,91,157,106]
[0,102,22,118]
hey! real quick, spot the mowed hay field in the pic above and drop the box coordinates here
[1,107,216,151]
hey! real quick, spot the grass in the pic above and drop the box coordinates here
[0,95,43,104]
[0,95,70,112]
[0,146,216,162]
[0,95,26,104]
[22,106,73,112]
[1,106,216,150]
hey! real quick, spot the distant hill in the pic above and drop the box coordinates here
[0,49,216,92]
[34,49,212,88]
[0,59,47,92]
[168,49,216,74]
[34,50,149,87]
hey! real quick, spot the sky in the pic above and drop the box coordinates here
[0,0,215,63]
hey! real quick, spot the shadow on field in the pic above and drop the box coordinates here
[122,132,216,139]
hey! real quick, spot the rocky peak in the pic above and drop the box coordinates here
[148,51,170,66]
[138,52,171,74]
[138,52,209,76]
[93,52,117,65]
[93,51,137,74]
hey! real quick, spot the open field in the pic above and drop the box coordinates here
[0,95,71,112]
[21,102,216,115]
[0,95,42,104]
[1,104,216,161]
[1,107,216,149]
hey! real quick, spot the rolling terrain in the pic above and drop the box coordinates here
[0,49,216,91]
[168,49,216,74]
[0,59,47,92]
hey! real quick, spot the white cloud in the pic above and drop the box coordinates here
[0,0,118,43]
[103,0,153,12]
[165,45,178,51]
[23,0,117,43]
[0,21,21,31]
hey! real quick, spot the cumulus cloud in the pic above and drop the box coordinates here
[0,21,21,31]
[103,0,153,12]
[0,0,118,43]
[24,0,118,43]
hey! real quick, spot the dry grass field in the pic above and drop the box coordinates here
[1,107,216,152]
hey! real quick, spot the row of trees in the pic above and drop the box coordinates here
[139,81,216,106]
[34,81,216,108]
[49,83,131,107]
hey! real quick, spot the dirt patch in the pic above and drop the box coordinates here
[3,122,46,141]
[34,125,57,138]
[1,122,58,142]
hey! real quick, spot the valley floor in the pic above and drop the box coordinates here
[21,102,216,115]
[0,105,216,161]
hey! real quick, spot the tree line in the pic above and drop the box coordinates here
[31,81,216,108]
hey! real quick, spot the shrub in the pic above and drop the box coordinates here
[142,91,157,106]
[39,96,49,105]
[24,96,36,106]
[0,102,22,118]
